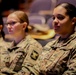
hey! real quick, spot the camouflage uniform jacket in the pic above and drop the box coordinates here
[0,35,42,75]
[24,32,76,75]
[38,32,76,75]
[0,37,12,47]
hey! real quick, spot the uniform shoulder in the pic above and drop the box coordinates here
[26,35,42,47]
[42,39,57,51]
[0,37,12,48]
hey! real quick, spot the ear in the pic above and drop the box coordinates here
[72,17,76,25]
[22,22,27,30]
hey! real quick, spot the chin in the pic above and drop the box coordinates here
[8,32,13,34]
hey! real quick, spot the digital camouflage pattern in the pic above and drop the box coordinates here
[20,32,76,75]
[0,35,42,75]
[38,32,76,75]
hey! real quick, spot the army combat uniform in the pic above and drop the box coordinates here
[22,32,76,75]
[38,31,76,75]
[0,35,42,75]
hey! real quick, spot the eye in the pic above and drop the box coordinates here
[57,14,65,20]
[6,21,18,26]
[52,14,65,21]
[52,16,55,20]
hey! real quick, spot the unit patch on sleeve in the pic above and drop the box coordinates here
[30,50,39,60]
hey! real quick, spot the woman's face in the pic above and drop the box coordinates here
[6,14,25,36]
[52,5,74,35]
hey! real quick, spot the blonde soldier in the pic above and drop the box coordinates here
[17,2,76,75]
[0,11,42,75]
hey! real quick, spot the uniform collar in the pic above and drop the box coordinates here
[8,35,32,52]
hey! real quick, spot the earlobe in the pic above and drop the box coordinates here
[72,17,76,25]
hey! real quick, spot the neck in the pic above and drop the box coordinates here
[60,30,75,39]
[5,32,26,45]
[14,33,26,46]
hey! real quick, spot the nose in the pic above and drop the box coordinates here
[53,18,59,25]
[6,24,12,29]
[53,17,58,23]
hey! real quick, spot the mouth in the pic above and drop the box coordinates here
[8,29,13,33]
[53,25,61,33]
[54,26,59,30]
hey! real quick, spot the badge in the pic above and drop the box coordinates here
[30,50,39,60]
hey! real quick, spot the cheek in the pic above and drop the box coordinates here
[60,19,70,27]
[13,25,22,31]
[60,20,72,33]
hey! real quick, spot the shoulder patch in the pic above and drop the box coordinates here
[30,50,39,60]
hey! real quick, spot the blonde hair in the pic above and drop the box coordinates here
[12,10,29,32]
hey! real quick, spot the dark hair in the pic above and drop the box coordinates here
[55,2,76,27]
[1,30,5,39]
[56,3,76,18]
[0,15,5,39]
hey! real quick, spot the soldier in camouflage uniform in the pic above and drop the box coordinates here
[0,11,42,75]
[39,2,76,75]
[0,15,13,75]
[18,2,76,75]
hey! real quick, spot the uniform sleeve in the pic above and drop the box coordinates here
[63,48,76,75]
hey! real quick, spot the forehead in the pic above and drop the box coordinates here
[53,6,67,15]
[7,14,19,21]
